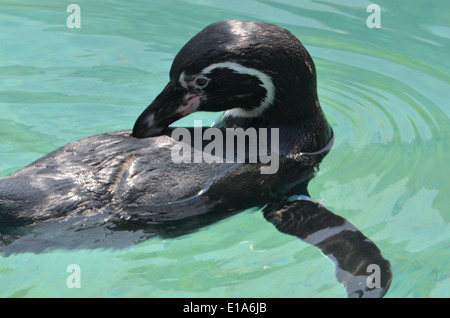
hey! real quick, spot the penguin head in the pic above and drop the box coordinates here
[133,20,319,138]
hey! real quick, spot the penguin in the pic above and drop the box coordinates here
[0,20,391,297]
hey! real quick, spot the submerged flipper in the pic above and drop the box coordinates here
[263,197,392,298]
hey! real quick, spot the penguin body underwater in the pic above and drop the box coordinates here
[0,20,391,297]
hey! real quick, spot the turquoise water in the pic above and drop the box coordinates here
[0,0,449,297]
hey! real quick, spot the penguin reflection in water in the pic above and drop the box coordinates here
[0,20,391,297]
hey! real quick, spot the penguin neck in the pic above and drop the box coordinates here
[214,99,332,153]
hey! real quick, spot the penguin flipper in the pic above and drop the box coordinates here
[263,198,392,298]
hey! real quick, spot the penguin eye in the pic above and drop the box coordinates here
[194,76,209,88]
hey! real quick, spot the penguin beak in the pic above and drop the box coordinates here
[132,82,202,138]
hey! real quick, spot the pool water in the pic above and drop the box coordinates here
[0,0,449,298]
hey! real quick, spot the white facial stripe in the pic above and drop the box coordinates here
[201,62,275,118]
[179,71,188,89]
